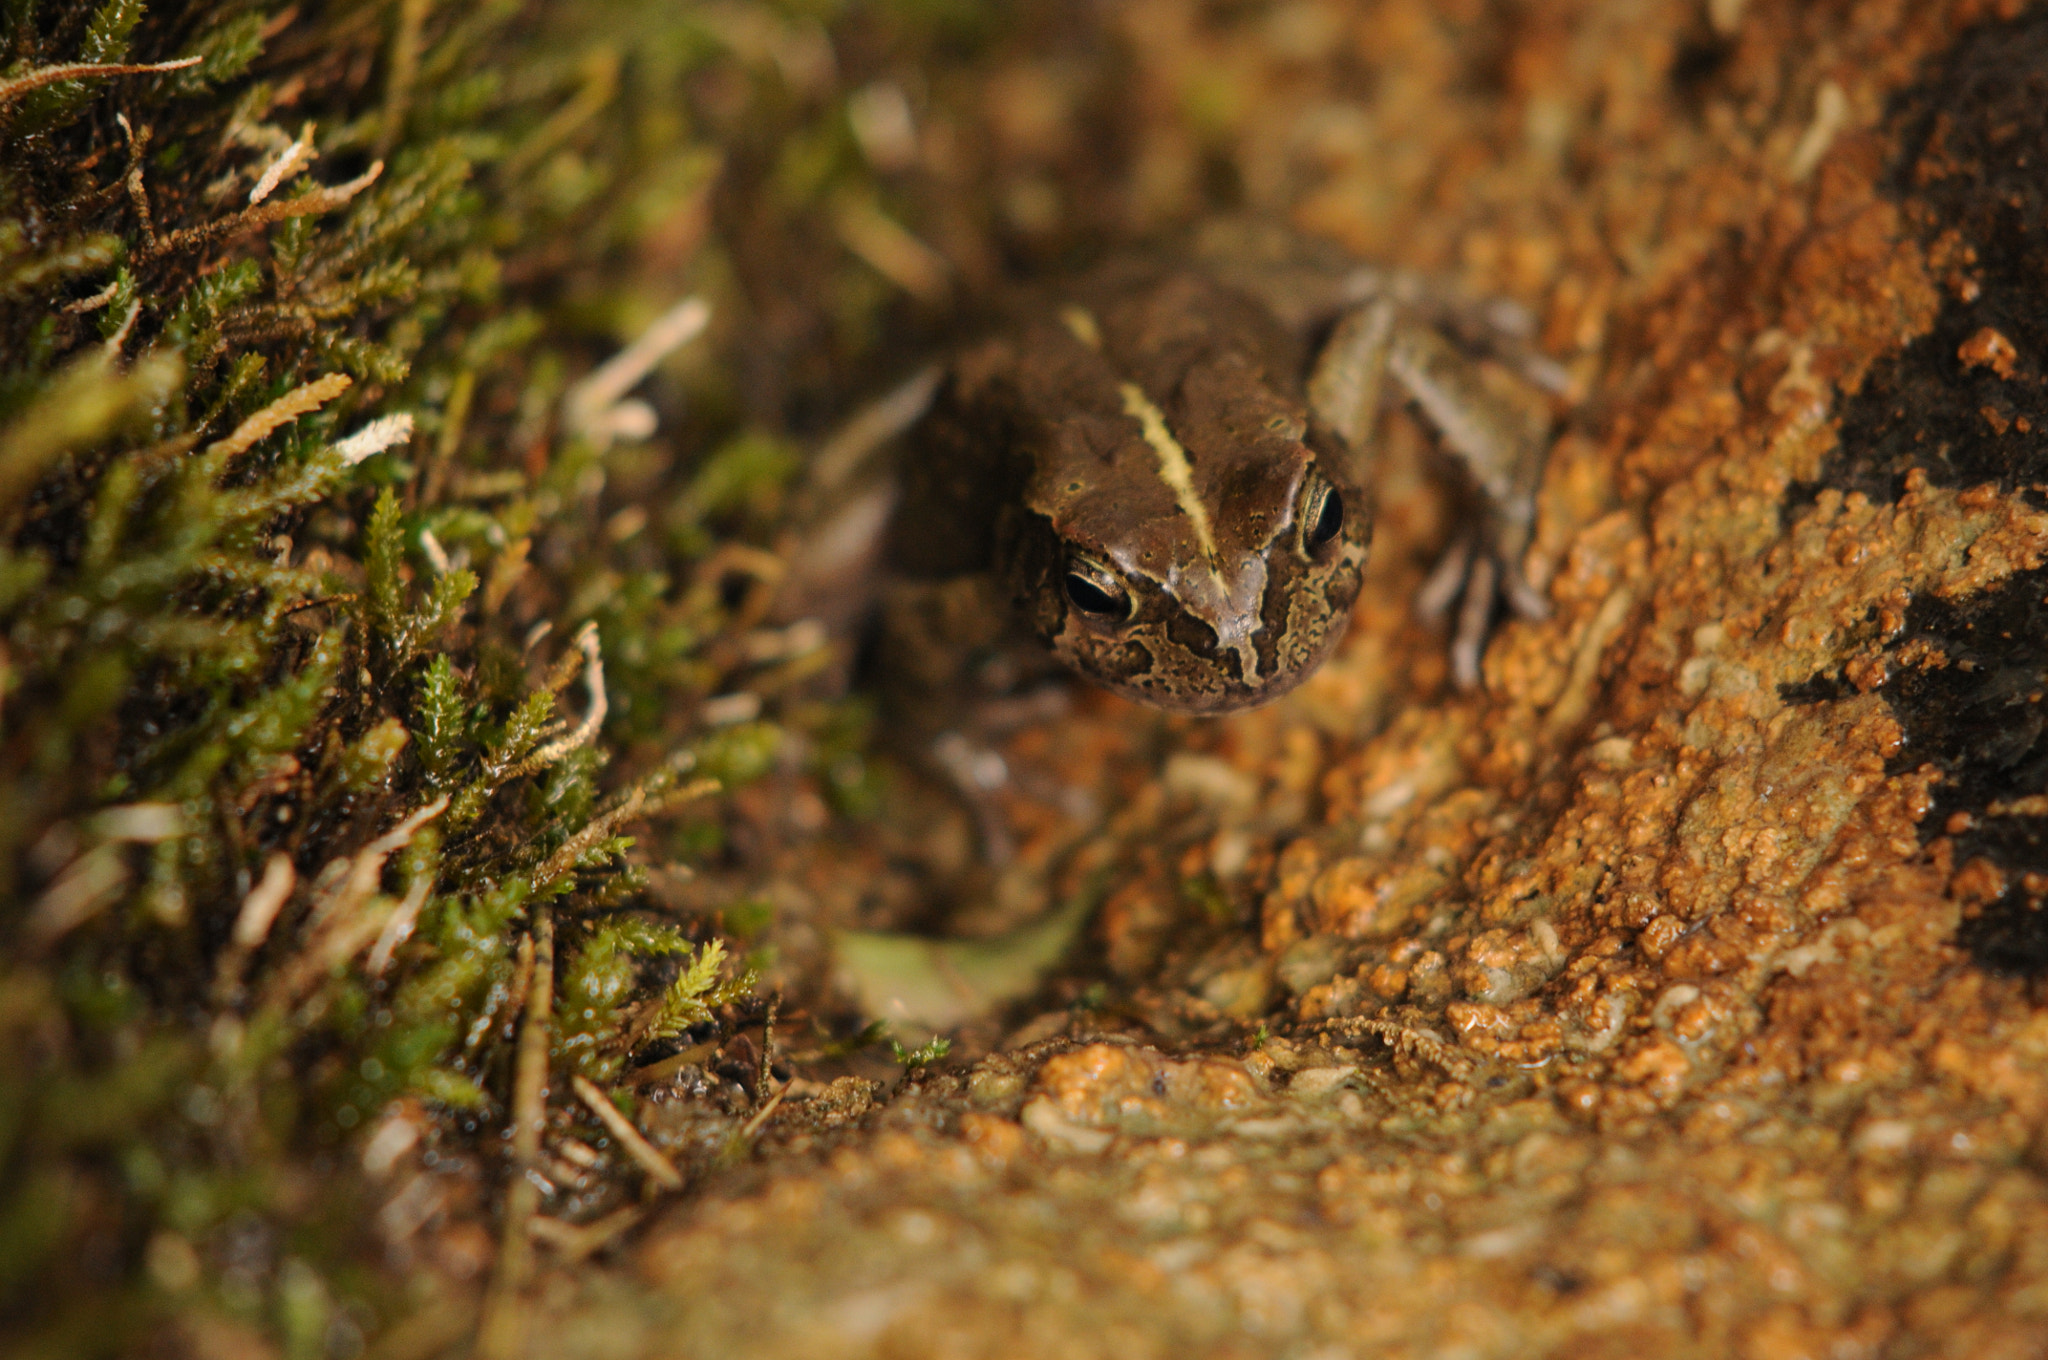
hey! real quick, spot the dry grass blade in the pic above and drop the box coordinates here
[618,1040,720,1089]
[26,804,189,945]
[25,846,129,946]
[804,363,943,496]
[570,1075,684,1191]
[309,796,450,933]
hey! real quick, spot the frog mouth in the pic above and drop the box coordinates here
[1162,554,1271,691]
[1118,644,1327,714]
[1107,604,1346,715]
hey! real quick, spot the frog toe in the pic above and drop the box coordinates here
[1415,532,1476,623]
[1449,554,1497,691]
[1415,532,1549,689]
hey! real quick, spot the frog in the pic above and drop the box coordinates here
[857,233,1562,718]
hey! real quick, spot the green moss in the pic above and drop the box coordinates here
[889,1035,952,1069]
[0,0,974,1352]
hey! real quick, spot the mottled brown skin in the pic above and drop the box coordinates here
[890,258,1372,715]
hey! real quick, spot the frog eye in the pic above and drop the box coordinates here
[1063,558,1132,621]
[1299,474,1344,555]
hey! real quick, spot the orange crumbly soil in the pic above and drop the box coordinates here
[511,2,2048,1355]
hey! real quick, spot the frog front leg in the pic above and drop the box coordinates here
[1309,297,1553,690]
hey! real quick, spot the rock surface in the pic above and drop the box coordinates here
[528,3,2048,1355]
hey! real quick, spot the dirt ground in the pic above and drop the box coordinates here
[445,2,2048,1355]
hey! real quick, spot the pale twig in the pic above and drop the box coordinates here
[87,804,184,840]
[232,852,298,949]
[847,81,918,171]
[1788,80,1849,182]
[102,298,141,359]
[832,195,950,304]
[64,280,120,315]
[309,795,449,934]
[561,296,710,449]
[146,162,383,259]
[699,693,761,727]
[204,373,353,462]
[570,1075,684,1191]
[539,629,589,693]
[468,928,537,1060]
[277,593,359,619]
[0,55,200,106]
[117,115,156,251]
[477,908,555,1360]
[361,1102,426,1177]
[738,1081,789,1142]
[619,1040,720,1089]
[528,1205,644,1263]
[1709,0,1748,33]
[331,413,414,466]
[418,527,451,575]
[758,993,779,1100]
[248,121,318,206]
[25,847,129,947]
[525,623,604,767]
[512,912,556,1170]
[26,803,188,945]
[365,870,434,978]
[531,786,646,889]
[258,796,448,1014]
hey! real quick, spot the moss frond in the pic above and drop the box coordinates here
[648,938,757,1040]
[0,0,978,1343]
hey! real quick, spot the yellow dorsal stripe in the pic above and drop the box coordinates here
[1119,381,1219,565]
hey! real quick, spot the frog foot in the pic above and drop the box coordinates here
[1414,529,1550,690]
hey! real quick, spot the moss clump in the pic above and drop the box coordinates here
[0,1,935,1353]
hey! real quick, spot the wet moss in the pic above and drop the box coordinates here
[0,1,939,1353]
